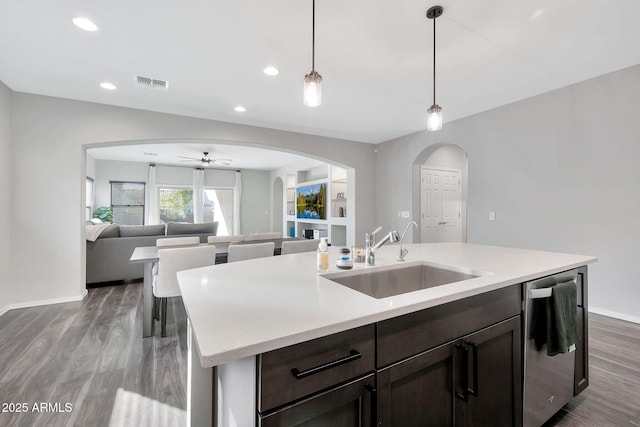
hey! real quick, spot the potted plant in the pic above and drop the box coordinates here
[92,206,113,223]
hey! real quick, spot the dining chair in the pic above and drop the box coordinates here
[227,242,275,263]
[207,234,245,244]
[280,239,320,255]
[156,236,201,247]
[247,232,281,241]
[152,236,202,319]
[153,245,216,337]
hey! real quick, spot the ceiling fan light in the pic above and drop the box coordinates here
[304,71,322,107]
[427,104,443,131]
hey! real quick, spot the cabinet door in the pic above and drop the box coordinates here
[377,341,457,426]
[259,374,374,427]
[455,316,522,427]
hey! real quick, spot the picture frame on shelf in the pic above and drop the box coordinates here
[336,192,345,199]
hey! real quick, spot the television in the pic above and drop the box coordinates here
[296,183,326,220]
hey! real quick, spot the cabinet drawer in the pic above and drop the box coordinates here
[259,374,375,427]
[258,325,375,412]
[377,285,521,368]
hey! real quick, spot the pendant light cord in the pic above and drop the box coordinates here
[432,13,436,105]
[311,0,316,72]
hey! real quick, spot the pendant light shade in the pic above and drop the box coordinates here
[427,104,442,131]
[304,0,322,107]
[426,5,443,131]
[304,71,322,107]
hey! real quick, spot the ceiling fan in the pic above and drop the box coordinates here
[178,151,231,166]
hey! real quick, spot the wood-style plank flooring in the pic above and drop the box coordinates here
[0,283,639,426]
[545,314,640,427]
[0,282,187,427]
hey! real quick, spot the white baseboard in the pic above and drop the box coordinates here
[589,306,640,325]
[0,290,88,315]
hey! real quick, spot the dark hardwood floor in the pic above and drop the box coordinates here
[0,282,187,427]
[0,283,639,426]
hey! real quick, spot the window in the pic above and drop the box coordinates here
[111,181,145,225]
[204,188,234,235]
[159,186,193,223]
[86,177,94,221]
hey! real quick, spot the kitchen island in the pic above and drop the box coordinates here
[178,242,596,426]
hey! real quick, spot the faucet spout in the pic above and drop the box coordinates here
[398,221,418,262]
[371,230,400,254]
[366,228,399,266]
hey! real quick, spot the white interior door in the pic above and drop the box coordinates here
[420,168,462,243]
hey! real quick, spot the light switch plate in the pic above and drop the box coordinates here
[489,211,496,221]
[401,211,410,219]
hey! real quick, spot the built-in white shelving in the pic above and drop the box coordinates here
[282,164,353,247]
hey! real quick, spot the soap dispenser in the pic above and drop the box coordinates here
[317,237,329,273]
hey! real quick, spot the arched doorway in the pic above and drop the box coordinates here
[412,144,468,243]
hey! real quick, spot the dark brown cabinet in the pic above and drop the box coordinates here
[377,317,522,427]
[377,340,457,426]
[259,374,375,427]
[257,325,376,426]
[455,316,522,427]
[257,325,375,412]
[254,286,524,427]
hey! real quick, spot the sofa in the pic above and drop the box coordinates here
[86,222,218,285]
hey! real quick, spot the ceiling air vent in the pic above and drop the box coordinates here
[134,75,169,92]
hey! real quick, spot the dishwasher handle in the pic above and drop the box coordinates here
[528,288,553,299]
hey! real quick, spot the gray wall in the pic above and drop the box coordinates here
[94,160,147,208]
[0,81,10,313]
[376,64,640,322]
[240,170,271,234]
[6,91,376,308]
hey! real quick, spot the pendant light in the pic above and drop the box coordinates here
[304,0,322,107]
[426,5,443,131]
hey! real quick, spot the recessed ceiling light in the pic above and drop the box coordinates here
[263,66,279,76]
[73,17,98,32]
[99,82,117,90]
[234,106,246,112]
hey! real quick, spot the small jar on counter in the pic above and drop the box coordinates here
[336,247,353,270]
[351,246,365,263]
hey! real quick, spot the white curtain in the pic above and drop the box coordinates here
[193,168,205,224]
[146,164,160,225]
[234,171,242,234]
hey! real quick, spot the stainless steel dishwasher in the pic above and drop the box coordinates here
[522,268,580,427]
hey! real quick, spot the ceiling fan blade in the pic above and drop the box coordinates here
[212,159,232,165]
[177,155,200,161]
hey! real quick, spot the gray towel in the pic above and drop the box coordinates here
[546,280,579,356]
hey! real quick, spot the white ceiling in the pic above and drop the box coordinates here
[87,142,323,170]
[1,0,640,146]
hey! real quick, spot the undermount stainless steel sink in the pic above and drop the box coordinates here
[324,262,481,299]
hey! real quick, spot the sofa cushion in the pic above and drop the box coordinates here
[98,224,121,238]
[166,222,218,236]
[119,224,166,237]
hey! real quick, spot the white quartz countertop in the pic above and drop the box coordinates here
[177,242,596,368]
